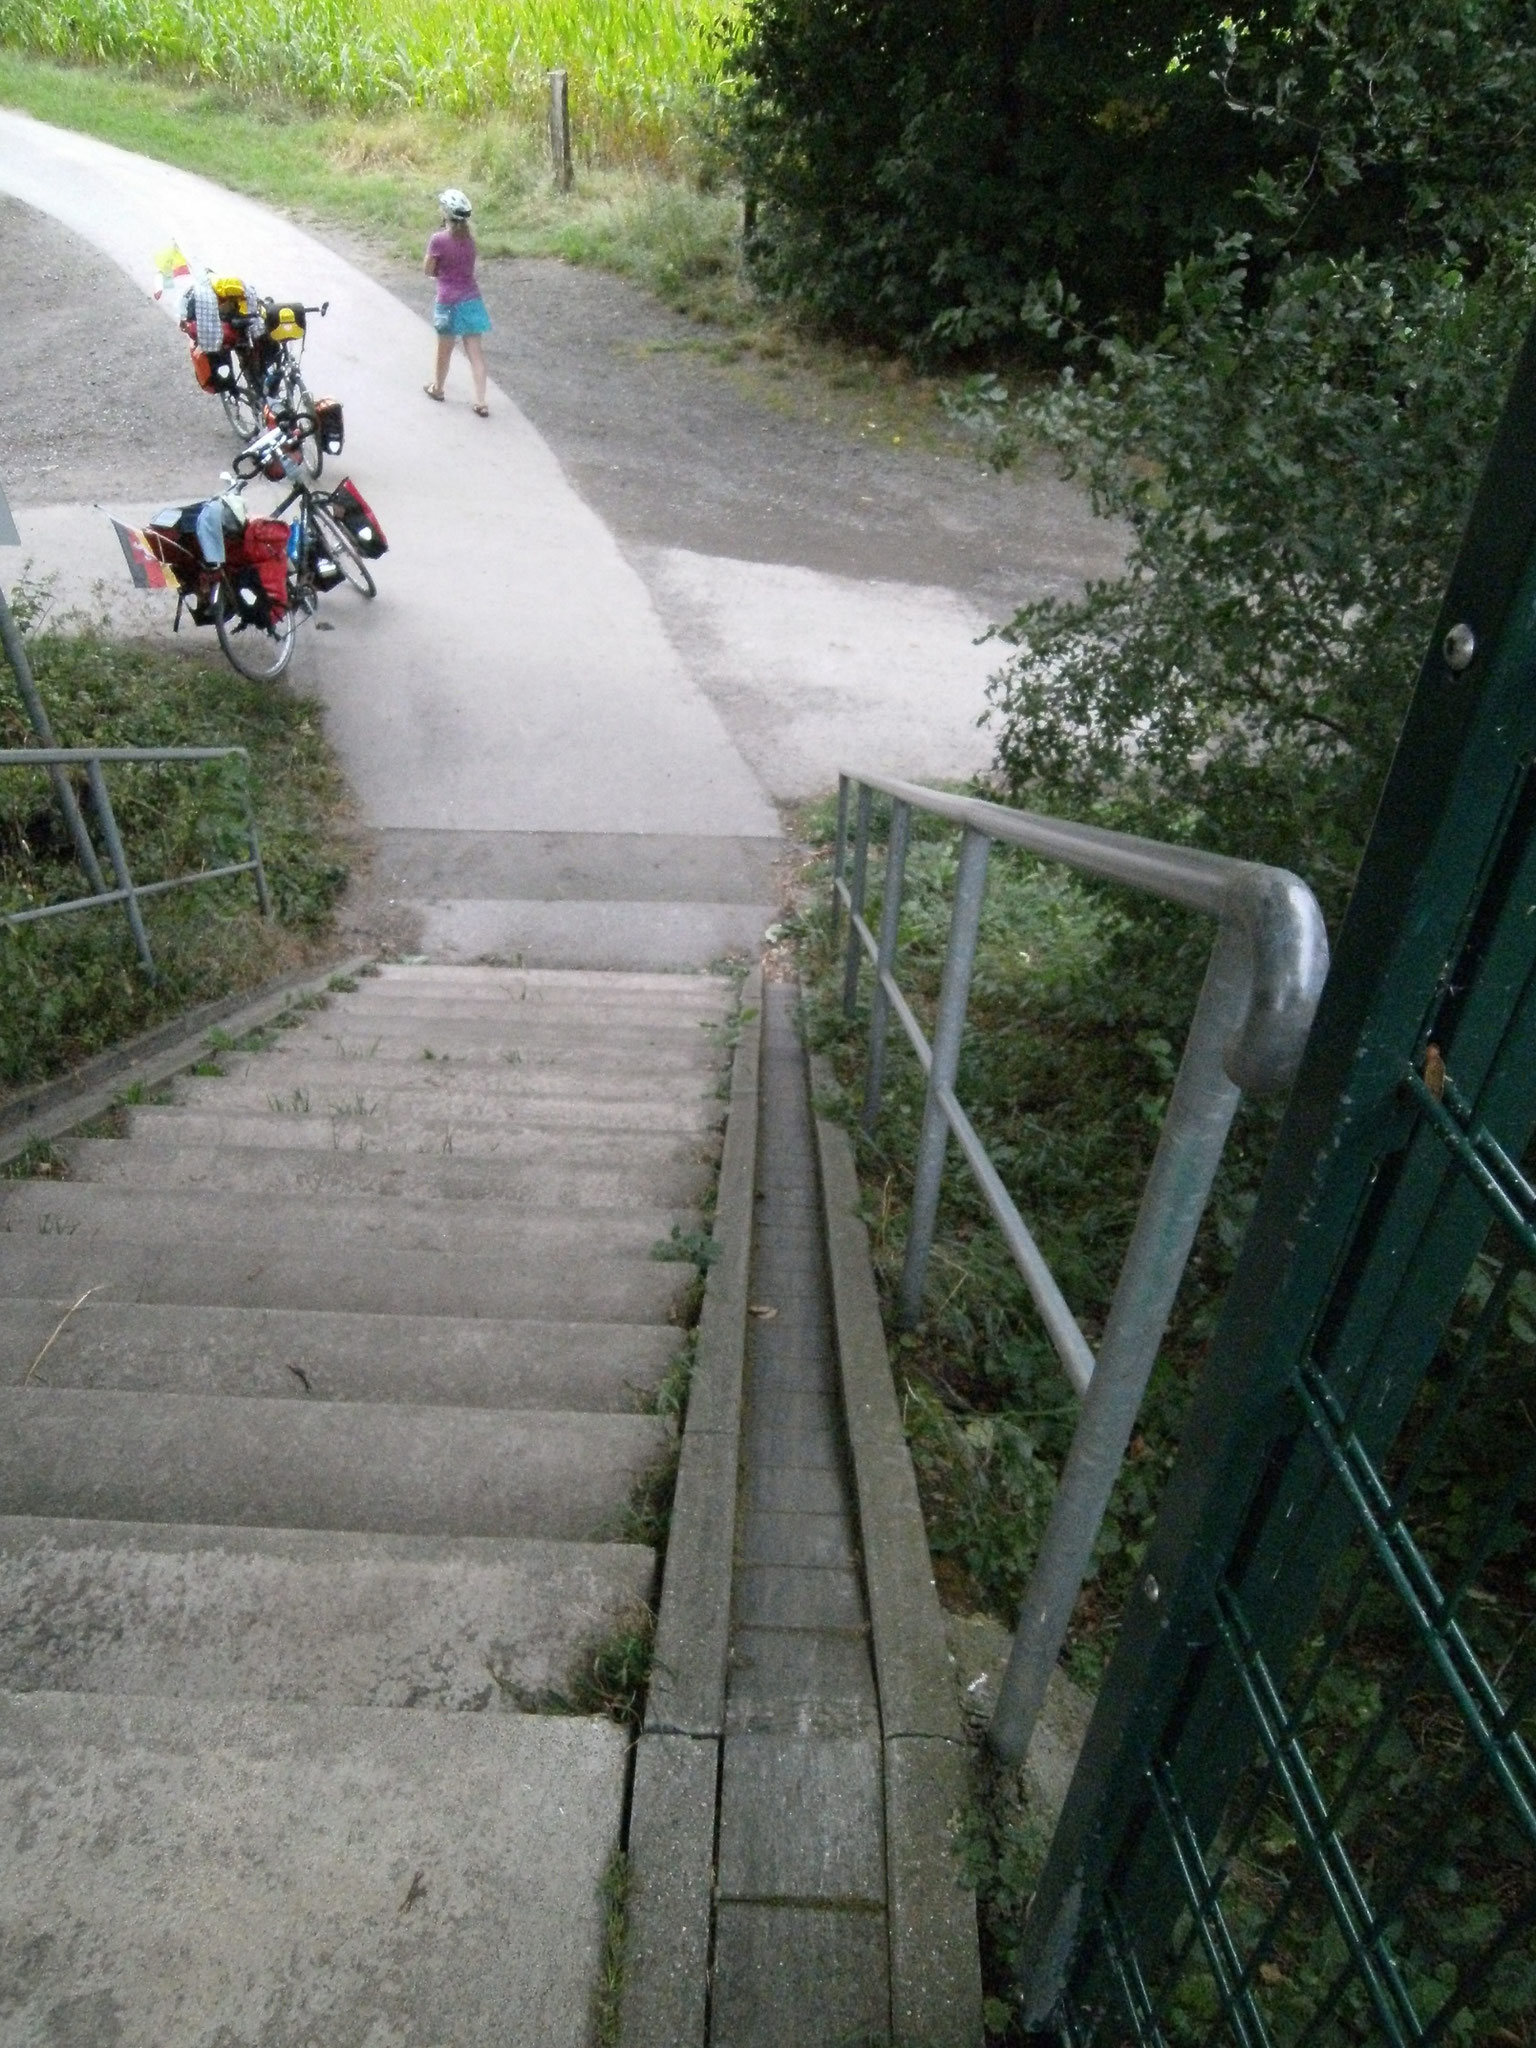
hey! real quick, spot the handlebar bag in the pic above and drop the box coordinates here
[331,478,388,558]
[263,298,307,342]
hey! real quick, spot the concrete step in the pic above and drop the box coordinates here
[125,1103,722,1160]
[0,1388,669,1537]
[1,1181,693,1263]
[255,1024,726,1067]
[0,1232,691,1322]
[369,963,734,1000]
[0,1517,652,1708]
[0,1690,624,2047]
[60,1136,713,1208]
[138,1090,724,1136]
[0,1299,679,1409]
[173,1066,721,1112]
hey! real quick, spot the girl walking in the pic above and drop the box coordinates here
[423,188,492,416]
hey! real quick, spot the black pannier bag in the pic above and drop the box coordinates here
[332,478,388,558]
[314,398,345,457]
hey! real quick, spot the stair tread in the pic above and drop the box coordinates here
[0,1386,670,1538]
[0,1689,625,2047]
[0,1298,680,1407]
[0,1516,651,1708]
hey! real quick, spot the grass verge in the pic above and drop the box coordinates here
[1,588,350,1093]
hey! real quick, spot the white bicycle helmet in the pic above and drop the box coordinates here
[437,187,472,220]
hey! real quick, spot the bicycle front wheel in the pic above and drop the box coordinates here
[285,369,324,479]
[313,503,376,599]
[213,576,296,681]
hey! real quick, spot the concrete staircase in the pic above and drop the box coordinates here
[0,962,737,2045]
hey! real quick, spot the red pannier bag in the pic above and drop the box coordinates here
[331,478,387,558]
[226,518,292,622]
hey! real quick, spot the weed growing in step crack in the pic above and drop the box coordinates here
[0,1141,70,1180]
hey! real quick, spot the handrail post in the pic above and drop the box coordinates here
[841,782,873,1018]
[898,825,991,1325]
[84,758,155,977]
[830,774,850,950]
[988,919,1251,1764]
[236,754,272,918]
[862,797,911,1133]
[0,585,108,896]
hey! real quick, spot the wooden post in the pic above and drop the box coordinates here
[547,69,573,193]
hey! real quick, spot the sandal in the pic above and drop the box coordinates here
[473,404,490,417]
[424,383,445,402]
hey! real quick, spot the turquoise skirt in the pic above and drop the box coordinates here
[433,296,492,337]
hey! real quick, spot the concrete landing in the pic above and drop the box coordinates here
[0,1691,625,2048]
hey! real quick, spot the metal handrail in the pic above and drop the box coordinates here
[1,746,272,977]
[830,770,1329,1765]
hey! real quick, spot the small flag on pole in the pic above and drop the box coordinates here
[112,519,179,591]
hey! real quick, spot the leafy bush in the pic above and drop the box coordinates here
[977,239,1535,920]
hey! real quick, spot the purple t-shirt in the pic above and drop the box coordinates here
[428,228,479,305]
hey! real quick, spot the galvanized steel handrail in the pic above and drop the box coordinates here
[1,745,272,977]
[830,769,1329,1767]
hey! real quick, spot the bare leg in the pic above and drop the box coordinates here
[463,335,489,411]
[429,335,453,394]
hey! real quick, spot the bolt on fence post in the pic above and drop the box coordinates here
[0,586,107,896]
[830,775,850,951]
[862,798,911,1133]
[85,759,155,977]
[548,70,573,192]
[842,783,873,1018]
[988,920,1251,1766]
[898,825,991,1325]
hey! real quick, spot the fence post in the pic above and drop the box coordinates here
[988,919,1251,1765]
[548,69,573,192]
[830,775,850,951]
[898,825,991,1325]
[0,586,108,896]
[84,759,155,976]
[862,798,911,1133]
[841,783,873,1017]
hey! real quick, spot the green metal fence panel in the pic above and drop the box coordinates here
[1014,318,1536,2045]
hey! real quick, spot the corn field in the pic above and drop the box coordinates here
[1,0,737,154]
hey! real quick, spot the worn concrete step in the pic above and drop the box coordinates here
[179,1058,721,1104]
[285,1000,731,1037]
[368,963,733,1000]
[253,1027,726,1069]
[0,1517,652,1708]
[0,1299,679,1408]
[0,1690,624,2047]
[1,1181,692,1263]
[0,1232,690,1322]
[125,1103,722,1160]
[0,1388,669,1537]
[138,1089,724,1135]
[59,1136,713,1208]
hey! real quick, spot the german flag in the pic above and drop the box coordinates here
[112,519,179,591]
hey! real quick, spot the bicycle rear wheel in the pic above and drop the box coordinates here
[312,503,376,599]
[220,361,264,440]
[213,575,296,681]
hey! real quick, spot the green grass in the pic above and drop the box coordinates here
[1,587,350,1091]
[1,0,736,156]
